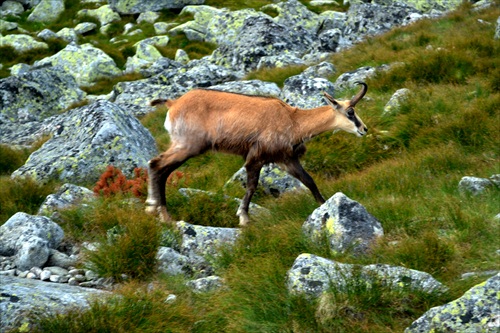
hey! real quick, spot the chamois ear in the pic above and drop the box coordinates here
[323,92,340,109]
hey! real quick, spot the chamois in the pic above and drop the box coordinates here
[147,82,368,226]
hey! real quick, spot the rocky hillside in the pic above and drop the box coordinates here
[1,0,499,332]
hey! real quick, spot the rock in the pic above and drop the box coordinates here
[227,163,307,197]
[287,253,446,298]
[333,66,385,92]
[0,213,64,270]
[77,5,121,26]
[211,14,313,73]
[56,27,79,43]
[0,1,25,16]
[318,10,346,33]
[46,249,77,269]
[281,74,335,108]
[207,80,281,97]
[317,28,343,52]
[263,0,320,35]
[205,8,261,45]
[257,53,306,70]
[109,0,205,15]
[36,28,58,41]
[177,221,241,264]
[383,88,411,115]
[156,247,192,276]
[0,65,86,124]
[12,100,158,184]
[137,11,160,24]
[378,0,462,13]
[405,273,500,333]
[0,34,48,53]
[74,22,98,35]
[186,275,224,293]
[34,43,122,87]
[153,22,172,35]
[342,3,422,48]
[301,61,336,79]
[27,0,65,23]
[40,269,51,281]
[0,275,108,332]
[38,183,95,219]
[302,192,384,255]
[458,176,495,195]
[0,19,18,32]
[174,49,190,64]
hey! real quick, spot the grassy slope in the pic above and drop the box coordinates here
[1,2,499,333]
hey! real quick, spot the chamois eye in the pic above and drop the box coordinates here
[347,109,355,117]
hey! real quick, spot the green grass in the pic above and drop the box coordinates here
[2,3,499,333]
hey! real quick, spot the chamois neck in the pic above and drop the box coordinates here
[293,105,337,142]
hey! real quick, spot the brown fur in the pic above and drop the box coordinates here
[146,84,368,226]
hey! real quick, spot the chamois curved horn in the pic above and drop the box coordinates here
[350,82,368,106]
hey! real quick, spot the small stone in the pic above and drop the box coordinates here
[0,269,16,276]
[69,269,86,276]
[26,272,38,279]
[17,270,29,278]
[49,275,61,283]
[40,270,51,281]
[60,275,70,283]
[85,270,98,280]
[68,277,79,286]
[165,294,177,303]
[30,267,43,278]
[74,274,86,282]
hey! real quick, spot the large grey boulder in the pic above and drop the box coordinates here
[342,3,422,47]
[227,163,307,197]
[0,66,86,124]
[0,275,107,332]
[176,221,241,265]
[0,213,64,270]
[405,273,500,333]
[0,34,48,53]
[34,43,122,87]
[12,100,157,184]
[263,0,320,35]
[287,253,446,298]
[211,15,313,73]
[27,0,64,23]
[302,192,384,255]
[108,0,205,14]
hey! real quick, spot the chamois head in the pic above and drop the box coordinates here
[323,82,368,137]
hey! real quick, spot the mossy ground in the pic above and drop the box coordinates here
[1,2,499,333]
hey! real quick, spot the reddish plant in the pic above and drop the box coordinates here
[94,166,188,199]
[94,165,131,197]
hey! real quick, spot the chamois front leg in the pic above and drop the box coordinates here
[237,160,264,227]
[146,146,194,224]
[284,159,326,204]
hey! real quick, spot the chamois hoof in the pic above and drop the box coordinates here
[238,215,251,227]
[145,205,158,215]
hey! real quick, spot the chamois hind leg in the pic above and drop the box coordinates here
[237,159,264,227]
[146,146,195,224]
[283,158,326,204]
